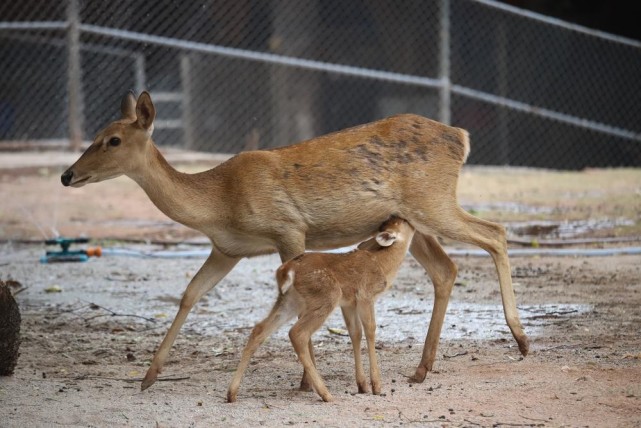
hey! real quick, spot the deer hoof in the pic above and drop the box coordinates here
[141,368,159,391]
[409,366,428,384]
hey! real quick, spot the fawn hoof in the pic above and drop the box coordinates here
[226,391,237,403]
[299,378,314,392]
[141,367,159,391]
[320,393,334,402]
[372,384,381,396]
[357,382,369,394]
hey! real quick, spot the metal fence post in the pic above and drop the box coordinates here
[66,0,84,151]
[438,0,451,125]
[134,54,146,95]
[497,21,509,164]
[180,54,194,150]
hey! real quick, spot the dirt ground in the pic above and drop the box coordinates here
[0,154,640,427]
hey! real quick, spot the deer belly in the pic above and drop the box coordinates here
[209,229,278,258]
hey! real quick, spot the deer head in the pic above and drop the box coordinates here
[61,92,156,187]
[357,217,414,250]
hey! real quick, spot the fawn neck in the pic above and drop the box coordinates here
[369,238,412,283]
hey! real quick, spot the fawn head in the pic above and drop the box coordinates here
[61,91,156,187]
[359,217,415,250]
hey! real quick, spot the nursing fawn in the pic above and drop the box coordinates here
[227,217,415,403]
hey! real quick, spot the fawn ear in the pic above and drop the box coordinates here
[136,91,156,132]
[375,231,397,247]
[121,91,137,120]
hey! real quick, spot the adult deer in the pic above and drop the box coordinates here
[61,91,528,391]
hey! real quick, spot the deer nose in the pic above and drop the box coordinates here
[61,170,73,186]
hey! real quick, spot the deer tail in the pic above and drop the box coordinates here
[276,264,295,294]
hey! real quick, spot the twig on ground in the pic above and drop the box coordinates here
[74,375,190,383]
[81,301,157,323]
[395,408,424,424]
[520,415,549,423]
[262,400,284,410]
[443,351,469,359]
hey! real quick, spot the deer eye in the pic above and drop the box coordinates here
[108,137,121,147]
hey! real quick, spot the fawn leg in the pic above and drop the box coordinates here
[227,293,297,402]
[142,250,240,390]
[275,237,319,392]
[357,302,381,395]
[341,306,367,393]
[289,311,334,402]
[298,338,318,392]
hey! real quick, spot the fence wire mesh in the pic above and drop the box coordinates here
[0,0,639,168]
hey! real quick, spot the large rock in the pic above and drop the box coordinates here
[0,280,21,376]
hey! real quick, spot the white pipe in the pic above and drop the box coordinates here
[101,246,641,259]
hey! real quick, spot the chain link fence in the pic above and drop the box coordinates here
[1,0,639,168]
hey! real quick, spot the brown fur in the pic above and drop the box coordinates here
[227,218,415,403]
[62,92,528,391]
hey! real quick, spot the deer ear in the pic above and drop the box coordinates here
[375,231,397,247]
[121,91,136,119]
[136,91,156,131]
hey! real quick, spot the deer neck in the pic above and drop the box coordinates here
[128,143,221,230]
[372,240,411,284]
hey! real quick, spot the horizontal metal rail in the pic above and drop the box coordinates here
[0,21,68,31]
[472,0,641,50]
[452,85,641,142]
[78,24,444,90]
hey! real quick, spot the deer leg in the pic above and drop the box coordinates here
[227,293,297,402]
[436,208,529,356]
[275,234,319,391]
[298,337,318,392]
[289,309,335,402]
[141,250,240,391]
[409,233,458,383]
[341,306,367,393]
[357,302,381,395]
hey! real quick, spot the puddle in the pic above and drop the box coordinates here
[507,218,634,239]
[462,202,553,215]
[187,291,591,344]
[462,202,635,239]
[7,248,593,348]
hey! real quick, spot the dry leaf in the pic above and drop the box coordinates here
[327,327,349,336]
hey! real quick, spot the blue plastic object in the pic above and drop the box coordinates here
[40,237,93,263]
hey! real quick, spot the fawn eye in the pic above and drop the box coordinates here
[108,137,121,147]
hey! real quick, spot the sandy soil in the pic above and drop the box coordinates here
[0,159,640,427]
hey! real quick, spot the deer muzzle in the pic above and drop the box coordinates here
[61,169,74,187]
